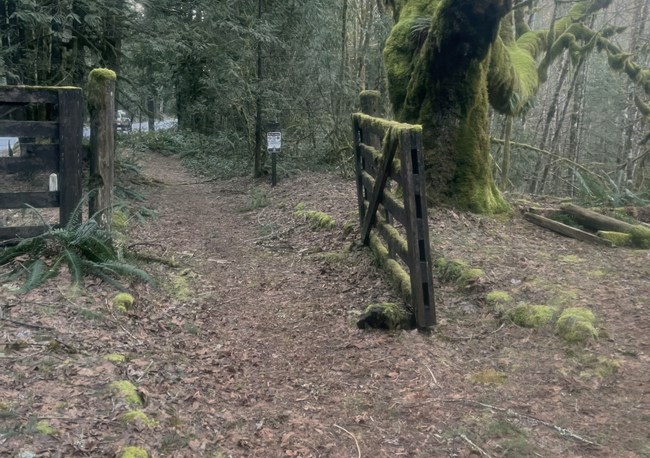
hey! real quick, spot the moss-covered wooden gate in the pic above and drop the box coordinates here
[353,102,436,328]
[0,86,83,242]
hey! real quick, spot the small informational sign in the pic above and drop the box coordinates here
[267,131,282,153]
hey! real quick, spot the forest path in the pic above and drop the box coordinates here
[1,150,648,457]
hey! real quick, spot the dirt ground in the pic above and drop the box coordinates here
[1,150,649,457]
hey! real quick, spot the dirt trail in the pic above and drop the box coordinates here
[1,151,649,457]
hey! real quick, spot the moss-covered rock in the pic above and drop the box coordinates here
[507,304,559,328]
[121,410,158,428]
[112,293,135,313]
[556,307,598,343]
[357,303,415,330]
[109,380,143,406]
[435,257,484,287]
[119,446,148,458]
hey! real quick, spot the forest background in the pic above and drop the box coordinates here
[1,0,649,206]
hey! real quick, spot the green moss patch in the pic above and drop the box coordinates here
[629,225,650,249]
[556,307,598,344]
[112,293,135,313]
[434,257,484,287]
[357,302,414,330]
[579,356,620,379]
[109,380,143,406]
[121,410,158,428]
[294,203,336,230]
[486,291,512,314]
[103,353,126,363]
[35,420,56,435]
[119,446,149,458]
[470,369,507,385]
[507,304,558,328]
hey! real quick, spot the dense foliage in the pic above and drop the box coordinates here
[1,0,648,206]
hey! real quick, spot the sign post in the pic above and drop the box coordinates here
[267,123,281,187]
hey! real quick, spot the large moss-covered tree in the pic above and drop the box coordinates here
[383,0,650,213]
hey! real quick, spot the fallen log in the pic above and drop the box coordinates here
[524,213,613,247]
[560,203,634,233]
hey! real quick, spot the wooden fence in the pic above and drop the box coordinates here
[0,86,83,242]
[353,103,435,328]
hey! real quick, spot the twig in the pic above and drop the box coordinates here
[444,399,600,447]
[334,424,361,458]
[424,364,439,387]
[459,434,492,458]
[0,317,55,331]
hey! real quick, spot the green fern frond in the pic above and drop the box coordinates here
[19,259,48,293]
[63,248,84,287]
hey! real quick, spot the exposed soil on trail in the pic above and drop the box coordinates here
[1,150,649,457]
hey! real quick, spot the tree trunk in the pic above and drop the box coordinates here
[384,0,511,213]
[253,0,265,178]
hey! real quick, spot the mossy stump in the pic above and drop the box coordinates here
[357,303,415,331]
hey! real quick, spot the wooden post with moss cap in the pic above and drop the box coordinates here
[87,68,116,228]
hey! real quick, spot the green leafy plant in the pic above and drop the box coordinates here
[0,204,152,293]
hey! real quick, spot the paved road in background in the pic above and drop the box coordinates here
[0,118,177,157]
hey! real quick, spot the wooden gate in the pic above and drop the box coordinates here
[353,111,436,328]
[0,86,83,242]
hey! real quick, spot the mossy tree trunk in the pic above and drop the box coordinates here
[384,0,514,213]
[383,0,649,212]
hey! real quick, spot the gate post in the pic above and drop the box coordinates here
[87,69,116,228]
[58,88,83,227]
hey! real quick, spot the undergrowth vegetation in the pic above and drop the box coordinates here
[0,204,152,293]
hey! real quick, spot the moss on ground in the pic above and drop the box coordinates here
[556,307,598,343]
[112,293,135,313]
[579,356,620,379]
[121,410,158,427]
[35,420,56,435]
[486,291,513,314]
[293,203,336,230]
[470,369,507,385]
[507,304,558,328]
[109,380,143,406]
[435,257,484,286]
[103,353,126,363]
[119,446,149,458]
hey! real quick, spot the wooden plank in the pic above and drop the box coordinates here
[0,191,60,209]
[361,134,398,245]
[0,225,48,243]
[359,143,403,187]
[353,117,367,228]
[0,192,59,209]
[400,130,435,328]
[361,171,406,224]
[0,86,59,104]
[0,144,59,173]
[0,120,58,138]
[524,212,614,246]
[57,89,83,227]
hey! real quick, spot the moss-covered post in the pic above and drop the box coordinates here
[87,69,116,228]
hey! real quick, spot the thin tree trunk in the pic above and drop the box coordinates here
[253,0,265,178]
[500,115,513,190]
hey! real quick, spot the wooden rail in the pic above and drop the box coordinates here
[353,102,435,328]
[0,85,83,242]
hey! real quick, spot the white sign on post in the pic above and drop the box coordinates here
[267,132,281,152]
